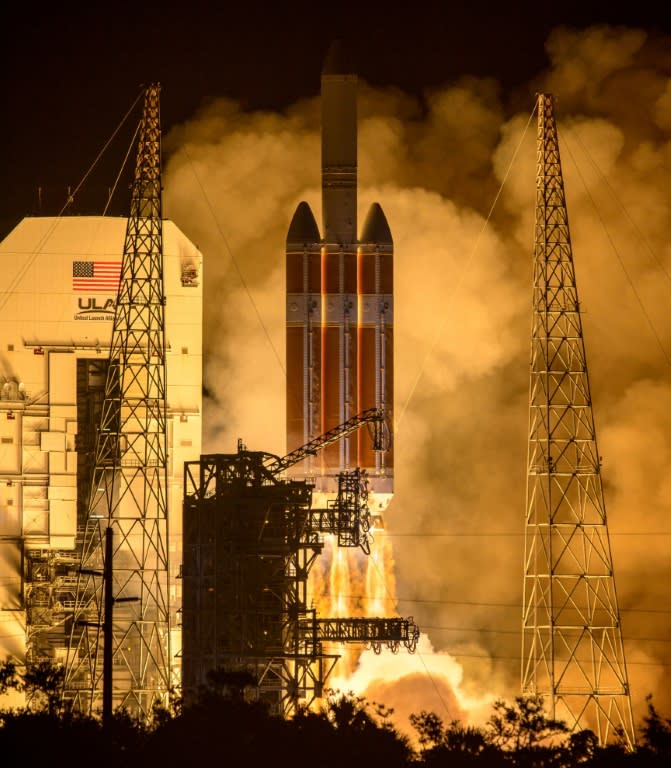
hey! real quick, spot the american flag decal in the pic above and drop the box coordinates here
[72,261,122,292]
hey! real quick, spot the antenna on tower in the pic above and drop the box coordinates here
[63,83,171,721]
[521,93,635,748]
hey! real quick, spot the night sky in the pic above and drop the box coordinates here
[2,1,668,238]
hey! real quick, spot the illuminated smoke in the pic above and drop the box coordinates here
[163,24,671,735]
[329,633,495,738]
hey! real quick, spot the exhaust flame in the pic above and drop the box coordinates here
[328,542,351,617]
[315,526,496,738]
[307,481,494,733]
[364,520,395,616]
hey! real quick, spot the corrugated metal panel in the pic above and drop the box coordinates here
[49,451,66,473]
[48,484,75,500]
[0,414,20,472]
[23,508,48,536]
[0,540,22,609]
[50,353,76,404]
[49,498,76,542]
[40,432,66,452]
[66,451,77,473]
[22,416,49,474]
[0,485,20,535]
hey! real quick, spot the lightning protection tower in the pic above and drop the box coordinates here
[63,84,171,720]
[522,93,635,747]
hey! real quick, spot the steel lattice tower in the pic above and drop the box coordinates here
[63,84,171,720]
[521,93,635,747]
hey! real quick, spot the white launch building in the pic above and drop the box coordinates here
[0,215,202,669]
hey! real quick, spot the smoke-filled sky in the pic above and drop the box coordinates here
[4,1,671,740]
[161,23,671,735]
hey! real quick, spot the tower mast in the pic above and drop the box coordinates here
[63,83,171,720]
[522,93,635,747]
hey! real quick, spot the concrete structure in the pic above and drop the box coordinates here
[0,215,202,677]
[181,441,418,718]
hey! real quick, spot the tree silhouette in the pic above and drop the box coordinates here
[3,658,671,766]
[410,712,502,767]
[0,659,20,697]
[289,689,413,768]
[23,660,65,715]
[486,693,569,751]
[639,695,671,763]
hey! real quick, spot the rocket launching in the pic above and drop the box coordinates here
[286,40,393,500]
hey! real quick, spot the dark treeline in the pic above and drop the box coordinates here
[1,661,670,766]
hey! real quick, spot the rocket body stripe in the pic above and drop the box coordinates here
[286,203,322,462]
[358,237,394,479]
[320,48,358,476]
[320,246,357,472]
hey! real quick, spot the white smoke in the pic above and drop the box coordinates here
[163,24,671,738]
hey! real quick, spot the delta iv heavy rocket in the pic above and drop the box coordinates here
[286,40,393,508]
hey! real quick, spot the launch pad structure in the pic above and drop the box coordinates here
[181,411,419,717]
[180,41,414,717]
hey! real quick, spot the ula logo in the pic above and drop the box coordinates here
[74,297,116,321]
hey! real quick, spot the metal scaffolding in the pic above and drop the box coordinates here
[24,549,80,665]
[21,359,109,669]
[63,83,171,721]
[315,617,419,654]
[182,434,417,717]
[521,93,635,747]
[309,468,371,551]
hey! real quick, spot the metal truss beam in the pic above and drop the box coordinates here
[316,617,420,654]
[309,468,371,552]
[522,93,634,748]
[63,84,171,722]
[182,442,417,718]
[267,407,387,475]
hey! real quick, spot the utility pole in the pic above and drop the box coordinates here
[63,83,171,721]
[103,526,113,727]
[522,93,635,747]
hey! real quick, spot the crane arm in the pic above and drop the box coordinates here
[266,407,388,475]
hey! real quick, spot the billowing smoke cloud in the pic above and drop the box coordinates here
[163,24,671,738]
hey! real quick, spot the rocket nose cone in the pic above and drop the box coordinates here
[360,203,393,246]
[322,38,356,76]
[287,201,320,246]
